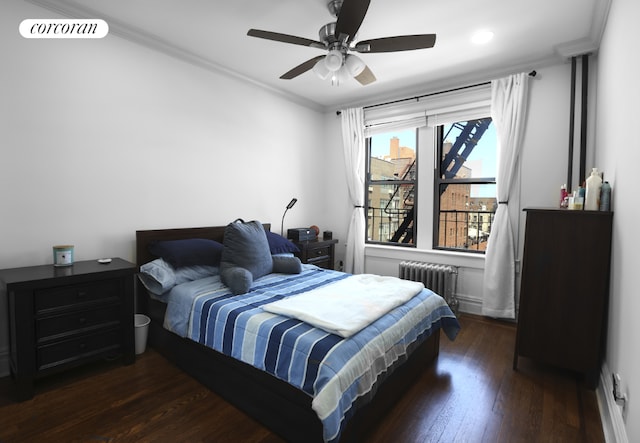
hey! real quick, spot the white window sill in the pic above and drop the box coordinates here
[364,244,486,269]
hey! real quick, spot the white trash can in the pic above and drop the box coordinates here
[134,314,151,355]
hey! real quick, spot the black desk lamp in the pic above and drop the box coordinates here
[281,198,297,236]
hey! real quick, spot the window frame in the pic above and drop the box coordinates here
[432,120,497,254]
[364,130,418,247]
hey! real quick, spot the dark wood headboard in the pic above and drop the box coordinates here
[135,223,271,268]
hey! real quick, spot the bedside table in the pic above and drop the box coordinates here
[0,258,136,401]
[292,238,338,270]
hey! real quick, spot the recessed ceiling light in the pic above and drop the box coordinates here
[471,30,494,45]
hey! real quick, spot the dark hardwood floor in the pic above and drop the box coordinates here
[0,315,604,442]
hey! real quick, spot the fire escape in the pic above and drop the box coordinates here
[386,119,491,244]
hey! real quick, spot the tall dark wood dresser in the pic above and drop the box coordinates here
[513,208,613,388]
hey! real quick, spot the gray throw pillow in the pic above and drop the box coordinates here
[220,266,253,295]
[220,220,273,294]
[272,255,302,274]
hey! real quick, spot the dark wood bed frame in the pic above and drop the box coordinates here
[136,225,441,442]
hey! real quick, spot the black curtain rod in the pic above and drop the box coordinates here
[336,70,537,116]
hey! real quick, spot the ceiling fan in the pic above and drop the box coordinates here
[247,0,436,86]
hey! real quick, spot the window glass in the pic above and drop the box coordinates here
[366,130,417,245]
[435,118,496,252]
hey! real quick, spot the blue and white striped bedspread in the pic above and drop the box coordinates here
[163,265,460,443]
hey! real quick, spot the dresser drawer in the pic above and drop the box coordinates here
[37,329,121,371]
[1,258,136,400]
[36,305,121,342]
[35,279,120,312]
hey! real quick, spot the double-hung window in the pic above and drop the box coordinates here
[363,84,495,253]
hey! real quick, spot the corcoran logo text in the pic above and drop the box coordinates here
[19,19,109,39]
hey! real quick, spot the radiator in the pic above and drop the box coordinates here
[399,261,459,314]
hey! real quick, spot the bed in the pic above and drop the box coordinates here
[135,223,460,443]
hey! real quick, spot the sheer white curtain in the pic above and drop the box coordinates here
[341,108,366,274]
[482,73,530,319]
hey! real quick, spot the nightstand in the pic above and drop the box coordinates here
[292,238,338,270]
[0,258,136,401]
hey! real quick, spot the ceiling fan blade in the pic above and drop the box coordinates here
[335,0,370,42]
[354,34,437,53]
[354,65,376,85]
[247,29,325,49]
[280,55,325,80]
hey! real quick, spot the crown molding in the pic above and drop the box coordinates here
[554,0,611,58]
[335,52,560,112]
[555,37,599,58]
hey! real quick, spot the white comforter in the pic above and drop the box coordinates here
[262,274,425,337]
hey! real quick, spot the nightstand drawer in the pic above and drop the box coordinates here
[307,257,330,269]
[37,305,121,342]
[35,279,120,312]
[308,246,330,257]
[292,239,338,271]
[37,329,121,371]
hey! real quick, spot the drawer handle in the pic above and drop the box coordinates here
[77,291,87,299]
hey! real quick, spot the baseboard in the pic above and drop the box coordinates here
[597,362,628,442]
[456,293,483,316]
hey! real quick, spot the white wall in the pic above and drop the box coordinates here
[0,0,326,375]
[594,0,640,441]
[323,62,574,314]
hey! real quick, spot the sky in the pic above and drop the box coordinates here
[370,123,497,198]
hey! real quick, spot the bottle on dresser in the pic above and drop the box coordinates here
[584,168,603,211]
[600,181,611,211]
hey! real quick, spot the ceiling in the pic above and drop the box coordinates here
[28,0,609,111]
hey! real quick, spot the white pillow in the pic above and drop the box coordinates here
[139,258,176,295]
[139,258,219,296]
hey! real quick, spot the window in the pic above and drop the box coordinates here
[365,129,417,245]
[434,118,497,252]
[363,82,492,252]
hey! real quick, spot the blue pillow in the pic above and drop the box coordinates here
[272,255,302,274]
[220,220,273,294]
[174,264,219,285]
[265,231,299,254]
[149,238,223,268]
[220,266,253,295]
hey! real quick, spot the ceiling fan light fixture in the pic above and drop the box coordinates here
[313,58,332,80]
[324,49,344,72]
[247,0,436,85]
[345,54,365,77]
[331,65,350,86]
